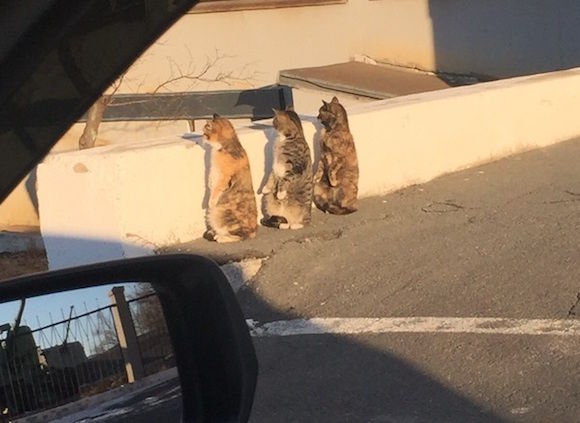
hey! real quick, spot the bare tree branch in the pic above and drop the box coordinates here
[150,51,254,94]
[78,95,112,150]
[109,73,125,96]
[77,49,255,150]
[78,73,125,150]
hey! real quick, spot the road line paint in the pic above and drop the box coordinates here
[247,317,580,337]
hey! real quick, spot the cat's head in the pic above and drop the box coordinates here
[203,114,237,147]
[318,96,349,130]
[272,107,304,138]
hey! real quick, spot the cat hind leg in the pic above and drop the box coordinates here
[326,204,357,215]
[260,215,288,228]
[315,187,357,215]
[203,229,216,241]
[285,208,308,230]
[215,234,242,243]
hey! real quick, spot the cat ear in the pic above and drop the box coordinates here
[331,96,339,104]
[285,105,295,112]
[212,113,220,119]
[272,107,280,115]
[321,100,328,107]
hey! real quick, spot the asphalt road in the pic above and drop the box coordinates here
[96,138,580,422]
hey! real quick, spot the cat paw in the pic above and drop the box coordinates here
[276,190,287,200]
[261,186,271,194]
[215,234,241,243]
[279,223,290,229]
[289,223,304,230]
[203,230,216,241]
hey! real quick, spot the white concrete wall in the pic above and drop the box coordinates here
[38,67,580,269]
[0,122,192,230]
[37,139,203,269]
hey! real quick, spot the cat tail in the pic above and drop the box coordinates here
[324,204,357,215]
[314,198,357,215]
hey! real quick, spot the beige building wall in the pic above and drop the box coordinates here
[119,1,435,93]
[120,1,580,91]
[4,0,580,228]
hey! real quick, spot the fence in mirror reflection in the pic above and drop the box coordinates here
[0,283,174,420]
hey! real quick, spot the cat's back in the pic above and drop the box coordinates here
[323,119,359,184]
[207,117,253,181]
[219,144,257,232]
[206,116,257,202]
[204,115,257,239]
[273,110,313,175]
[328,128,356,152]
[281,133,312,175]
[319,98,356,155]
[211,142,251,180]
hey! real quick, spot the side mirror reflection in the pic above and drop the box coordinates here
[0,282,174,420]
[0,255,257,422]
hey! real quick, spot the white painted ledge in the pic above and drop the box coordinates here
[38,67,580,269]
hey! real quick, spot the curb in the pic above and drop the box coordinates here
[0,231,45,254]
[14,367,178,423]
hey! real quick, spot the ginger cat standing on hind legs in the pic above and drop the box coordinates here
[203,114,258,243]
[314,96,359,215]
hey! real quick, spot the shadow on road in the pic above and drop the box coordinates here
[237,289,506,423]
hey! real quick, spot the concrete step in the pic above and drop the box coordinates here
[279,61,474,99]
[0,227,44,253]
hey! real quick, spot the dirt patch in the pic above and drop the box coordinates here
[0,251,48,280]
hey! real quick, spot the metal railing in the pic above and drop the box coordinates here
[128,291,175,377]
[0,287,173,420]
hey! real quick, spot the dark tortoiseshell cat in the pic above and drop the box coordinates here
[203,114,258,242]
[261,108,313,229]
[314,96,359,214]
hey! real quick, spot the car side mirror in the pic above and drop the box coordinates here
[0,254,257,422]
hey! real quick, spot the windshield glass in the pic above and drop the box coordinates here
[1,1,579,422]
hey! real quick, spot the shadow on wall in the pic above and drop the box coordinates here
[250,123,277,196]
[25,169,39,218]
[428,0,580,78]
[300,114,323,174]
[181,133,208,209]
[237,288,506,423]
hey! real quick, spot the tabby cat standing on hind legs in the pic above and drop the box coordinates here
[203,114,258,243]
[261,108,313,230]
[314,96,359,215]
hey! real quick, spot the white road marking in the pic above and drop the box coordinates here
[75,407,133,422]
[247,317,580,337]
[511,407,533,415]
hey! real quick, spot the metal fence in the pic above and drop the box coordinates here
[0,287,173,420]
[127,291,175,377]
